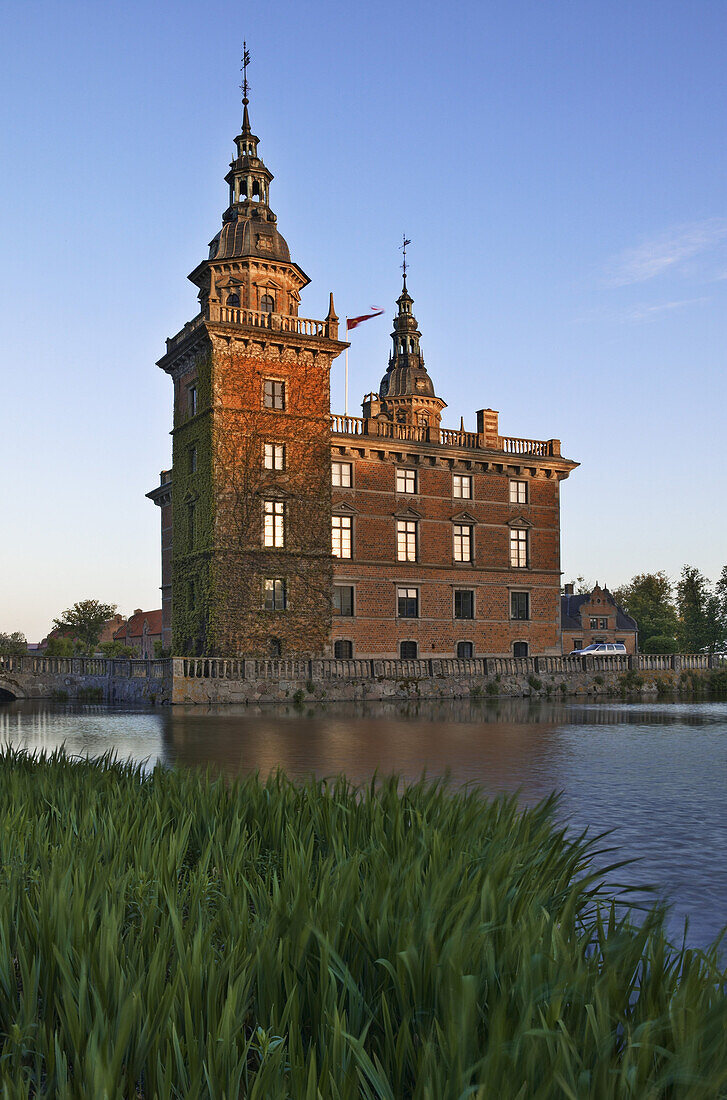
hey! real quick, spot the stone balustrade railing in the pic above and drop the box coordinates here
[217,306,329,337]
[330,414,561,457]
[173,652,726,681]
[2,653,723,687]
[165,313,204,353]
[0,655,168,679]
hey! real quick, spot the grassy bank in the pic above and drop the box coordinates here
[0,750,725,1098]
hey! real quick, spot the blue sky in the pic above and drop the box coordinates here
[2,0,726,640]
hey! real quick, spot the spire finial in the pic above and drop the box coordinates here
[401,234,411,288]
[240,41,251,105]
[240,42,252,133]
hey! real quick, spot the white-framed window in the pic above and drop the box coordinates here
[510,528,528,568]
[263,500,285,547]
[397,588,419,618]
[453,524,472,562]
[396,468,417,494]
[510,480,527,504]
[263,579,286,611]
[264,443,285,470]
[332,461,352,487]
[453,474,472,499]
[511,591,530,620]
[332,515,352,558]
[263,379,285,410]
[396,519,417,562]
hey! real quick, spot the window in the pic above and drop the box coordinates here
[616,638,625,645]
[396,519,417,562]
[187,502,196,548]
[187,580,195,610]
[260,293,275,313]
[513,641,529,658]
[188,445,197,474]
[454,589,474,619]
[456,641,473,659]
[263,500,285,548]
[332,515,352,558]
[599,618,608,630]
[263,379,285,410]
[396,468,417,494]
[397,588,419,618]
[509,528,528,568]
[268,636,282,657]
[264,443,285,470]
[332,461,352,487]
[573,639,583,651]
[187,384,197,417]
[511,591,530,620]
[589,617,598,630]
[263,579,287,611]
[333,585,354,617]
[226,293,239,307]
[334,639,353,658]
[400,640,418,659]
[453,474,472,499]
[510,480,527,504]
[453,524,472,563]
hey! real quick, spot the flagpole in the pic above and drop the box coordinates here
[344,320,349,418]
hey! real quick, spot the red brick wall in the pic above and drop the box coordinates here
[331,450,564,657]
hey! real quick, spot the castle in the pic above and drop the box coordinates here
[148,80,578,659]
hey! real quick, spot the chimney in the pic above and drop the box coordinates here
[564,583,574,596]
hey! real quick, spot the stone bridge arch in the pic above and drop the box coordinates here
[0,680,23,701]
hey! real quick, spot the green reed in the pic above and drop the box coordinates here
[0,747,724,1098]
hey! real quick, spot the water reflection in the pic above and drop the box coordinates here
[1,697,726,950]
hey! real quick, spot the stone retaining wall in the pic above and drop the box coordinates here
[1,653,724,706]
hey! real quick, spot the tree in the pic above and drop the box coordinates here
[677,566,726,654]
[52,600,118,655]
[45,636,77,657]
[564,576,593,595]
[612,572,679,653]
[99,641,136,659]
[0,631,27,656]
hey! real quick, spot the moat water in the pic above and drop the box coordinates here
[1,696,725,953]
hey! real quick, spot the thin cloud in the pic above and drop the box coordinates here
[621,297,710,322]
[606,220,727,286]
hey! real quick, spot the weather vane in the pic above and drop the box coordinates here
[401,235,411,285]
[240,42,251,104]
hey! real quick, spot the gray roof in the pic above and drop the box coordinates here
[561,591,638,632]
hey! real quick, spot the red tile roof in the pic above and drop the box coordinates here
[114,609,163,640]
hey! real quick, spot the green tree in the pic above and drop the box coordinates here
[99,641,136,659]
[52,600,118,656]
[677,566,726,654]
[0,632,27,656]
[612,572,679,653]
[45,636,77,657]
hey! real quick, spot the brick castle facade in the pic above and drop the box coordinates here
[149,84,578,658]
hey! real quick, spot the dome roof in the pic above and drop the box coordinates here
[380,361,436,399]
[210,207,291,263]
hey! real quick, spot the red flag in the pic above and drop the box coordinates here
[346,307,384,331]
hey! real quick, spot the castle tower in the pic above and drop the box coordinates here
[154,64,347,656]
[362,260,446,430]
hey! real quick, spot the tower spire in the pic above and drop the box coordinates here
[240,41,252,133]
[401,234,411,290]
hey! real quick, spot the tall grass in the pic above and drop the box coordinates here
[0,747,724,1098]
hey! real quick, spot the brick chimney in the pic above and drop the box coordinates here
[564,583,574,596]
